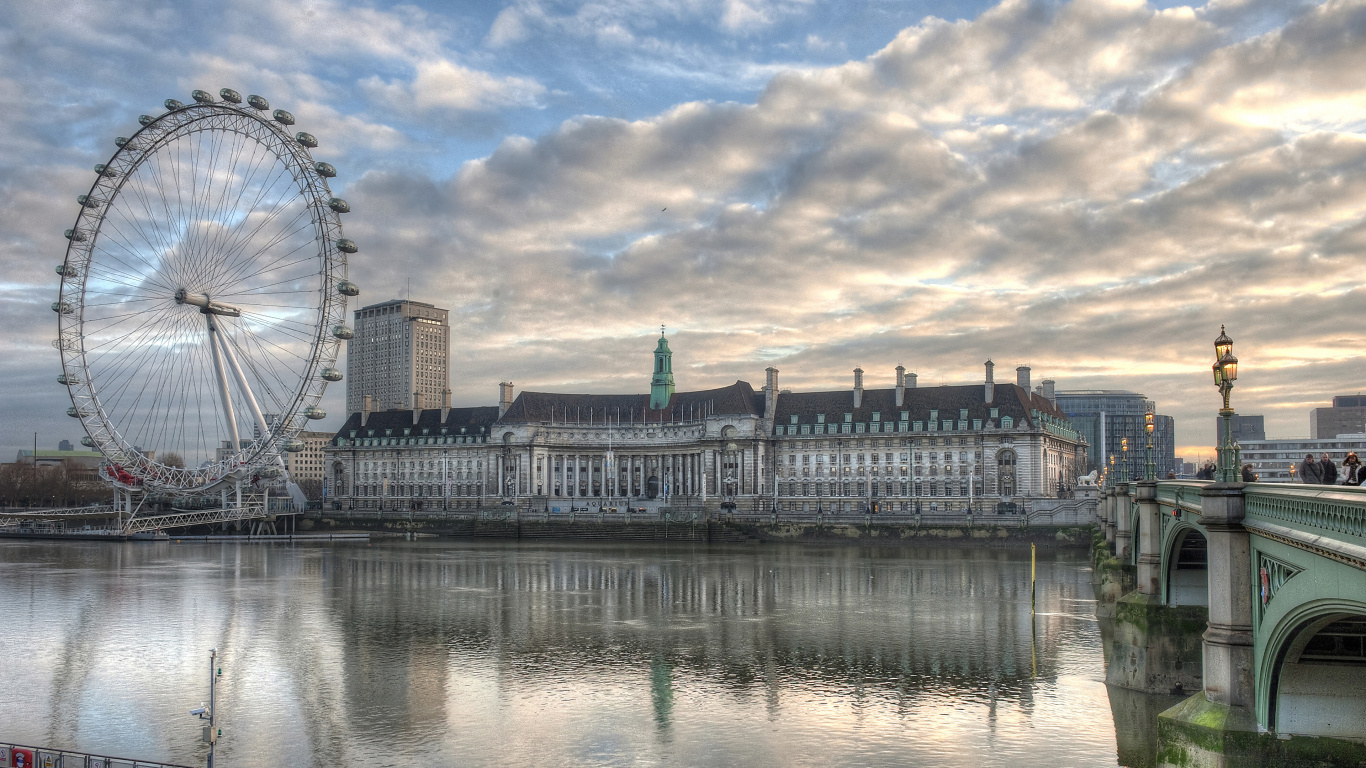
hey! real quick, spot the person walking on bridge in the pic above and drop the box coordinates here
[1320,453,1338,485]
[1341,452,1361,485]
[1301,453,1324,484]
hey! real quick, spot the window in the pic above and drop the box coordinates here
[872,412,881,422]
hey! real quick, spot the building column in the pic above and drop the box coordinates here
[1198,484,1255,709]
[1136,480,1162,595]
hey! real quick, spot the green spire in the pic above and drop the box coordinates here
[650,325,675,410]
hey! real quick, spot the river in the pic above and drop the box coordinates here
[0,539,1161,767]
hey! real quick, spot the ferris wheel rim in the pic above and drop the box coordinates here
[55,97,351,493]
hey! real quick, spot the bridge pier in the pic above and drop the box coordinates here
[1106,480,1205,696]
[1115,481,1133,562]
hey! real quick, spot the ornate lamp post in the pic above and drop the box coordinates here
[1212,325,1240,482]
[1144,410,1156,481]
[1121,437,1129,481]
[1108,454,1115,488]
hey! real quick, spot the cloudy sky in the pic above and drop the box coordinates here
[3,0,1363,462]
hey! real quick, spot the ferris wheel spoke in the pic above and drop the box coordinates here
[99,312,199,447]
[197,134,271,280]
[82,301,178,346]
[196,133,284,288]
[210,181,312,291]
[216,235,319,300]
[95,209,182,295]
[198,141,295,289]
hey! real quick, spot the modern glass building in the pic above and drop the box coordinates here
[1054,390,1176,479]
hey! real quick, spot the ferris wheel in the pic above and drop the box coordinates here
[54,89,360,494]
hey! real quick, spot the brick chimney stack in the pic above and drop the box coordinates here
[853,368,864,409]
[895,366,906,407]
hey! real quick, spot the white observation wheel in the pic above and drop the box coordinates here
[54,89,361,493]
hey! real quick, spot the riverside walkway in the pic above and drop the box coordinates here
[1096,478,1366,766]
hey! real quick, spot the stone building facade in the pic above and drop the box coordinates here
[324,335,1086,514]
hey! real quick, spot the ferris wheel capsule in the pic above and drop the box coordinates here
[331,325,354,339]
[328,198,350,213]
[115,137,129,147]
[139,115,155,126]
[336,238,357,253]
[93,163,117,177]
[63,230,85,242]
[52,301,73,314]
[80,436,95,447]
[58,373,79,385]
[163,99,184,111]
[304,406,326,420]
[337,281,359,297]
[191,90,215,104]
[295,132,318,148]
[247,94,269,110]
[320,367,343,382]
[219,88,242,103]
[77,195,100,208]
[314,162,336,177]
[273,109,295,125]
[66,406,87,418]
[282,439,305,452]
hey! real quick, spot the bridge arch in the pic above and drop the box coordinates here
[1162,523,1208,607]
[1261,600,1366,739]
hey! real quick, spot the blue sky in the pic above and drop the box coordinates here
[3,0,1363,462]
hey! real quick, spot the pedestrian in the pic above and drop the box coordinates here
[1195,462,1212,480]
[1301,453,1324,484]
[1241,463,1257,482]
[1342,453,1361,485]
[1320,453,1338,485]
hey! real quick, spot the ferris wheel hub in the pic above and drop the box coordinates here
[175,289,242,317]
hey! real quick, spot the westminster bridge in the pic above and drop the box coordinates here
[1096,477,1366,766]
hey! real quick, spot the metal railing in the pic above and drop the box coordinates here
[0,742,194,768]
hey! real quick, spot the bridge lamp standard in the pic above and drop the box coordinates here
[1144,410,1156,481]
[1121,437,1129,481]
[1211,325,1240,482]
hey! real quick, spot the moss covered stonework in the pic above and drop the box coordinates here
[1107,592,1206,695]
[720,521,1093,548]
[1093,529,1136,620]
[1157,693,1366,768]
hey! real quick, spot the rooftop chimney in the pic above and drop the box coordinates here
[907,372,917,389]
[853,368,864,409]
[764,367,779,421]
[413,391,422,425]
[499,381,514,418]
[361,394,373,427]
[1016,366,1031,391]
[895,365,906,407]
[1041,378,1056,407]
[985,360,995,404]
[441,388,451,423]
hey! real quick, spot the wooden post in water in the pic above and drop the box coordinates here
[1030,542,1037,612]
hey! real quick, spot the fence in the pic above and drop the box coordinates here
[0,742,194,768]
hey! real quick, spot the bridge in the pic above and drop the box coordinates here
[1096,477,1366,766]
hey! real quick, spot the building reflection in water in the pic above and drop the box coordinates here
[0,540,1125,767]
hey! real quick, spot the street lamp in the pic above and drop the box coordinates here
[1212,325,1240,482]
[1121,437,1129,481]
[1144,409,1156,481]
[1108,454,1115,488]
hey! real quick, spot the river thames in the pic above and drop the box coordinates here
[0,539,1162,767]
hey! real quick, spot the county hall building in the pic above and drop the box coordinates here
[324,333,1086,515]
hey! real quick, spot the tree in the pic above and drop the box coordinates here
[161,452,185,469]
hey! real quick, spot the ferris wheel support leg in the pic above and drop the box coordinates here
[215,322,273,443]
[206,316,241,454]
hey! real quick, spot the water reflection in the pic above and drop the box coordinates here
[0,541,1124,767]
